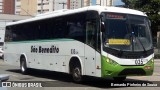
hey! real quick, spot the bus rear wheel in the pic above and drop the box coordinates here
[20,57,28,74]
[113,77,126,81]
[72,65,82,83]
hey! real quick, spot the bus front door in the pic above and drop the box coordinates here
[85,21,96,76]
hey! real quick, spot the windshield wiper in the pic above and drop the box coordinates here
[137,38,147,53]
[134,36,147,54]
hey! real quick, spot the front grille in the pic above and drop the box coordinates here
[118,68,146,76]
[121,54,141,59]
[103,47,154,59]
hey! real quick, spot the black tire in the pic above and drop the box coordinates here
[20,57,28,74]
[2,54,4,60]
[72,64,82,83]
[113,77,126,81]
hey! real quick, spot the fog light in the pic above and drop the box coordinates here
[105,70,113,75]
[144,66,151,70]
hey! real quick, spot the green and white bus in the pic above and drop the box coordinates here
[4,6,154,82]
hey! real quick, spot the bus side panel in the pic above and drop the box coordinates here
[26,40,85,73]
[4,40,85,74]
[95,52,101,77]
[4,43,22,67]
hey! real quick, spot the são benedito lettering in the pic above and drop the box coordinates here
[31,45,59,53]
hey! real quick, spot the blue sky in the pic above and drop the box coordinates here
[113,0,124,5]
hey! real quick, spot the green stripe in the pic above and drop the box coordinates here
[5,38,75,44]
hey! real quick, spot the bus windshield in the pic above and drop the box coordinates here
[102,13,152,52]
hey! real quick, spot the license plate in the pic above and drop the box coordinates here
[135,59,143,65]
[135,59,148,65]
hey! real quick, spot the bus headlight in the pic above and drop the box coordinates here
[106,58,118,65]
[151,59,154,63]
[146,58,154,65]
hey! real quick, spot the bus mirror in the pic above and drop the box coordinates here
[101,22,105,32]
[100,14,105,22]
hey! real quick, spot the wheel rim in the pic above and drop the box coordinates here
[73,67,81,81]
[21,61,25,72]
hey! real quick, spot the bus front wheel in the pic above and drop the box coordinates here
[20,57,28,74]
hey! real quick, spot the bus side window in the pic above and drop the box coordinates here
[86,11,99,50]
[5,27,13,42]
[86,21,96,48]
[67,13,86,43]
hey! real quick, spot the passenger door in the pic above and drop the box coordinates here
[85,20,97,76]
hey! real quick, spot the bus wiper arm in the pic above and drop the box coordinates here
[131,32,146,53]
[135,37,147,54]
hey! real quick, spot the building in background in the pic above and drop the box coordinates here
[0,0,3,14]
[16,0,114,15]
[69,0,82,9]
[69,0,96,9]
[54,0,67,10]
[67,0,70,9]
[15,0,67,15]
[69,0,92,9]
[15,0,52,15]
[83,0,90,6]
[15,0,37,16]
[37,0,53,14]
[3,0,15,14]
[20,0,37,16]
[15,0,21,15]
[68,0,113,9]
[15,0,49,15]
[96,0,113,6]
[0,0,15,14]
[0,14,32,45]
[37,0,68,14]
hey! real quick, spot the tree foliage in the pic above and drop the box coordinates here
[122,0,160,36]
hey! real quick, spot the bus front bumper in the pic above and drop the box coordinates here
[101,56,154,78]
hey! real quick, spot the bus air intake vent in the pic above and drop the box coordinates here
[118,68,146,76]
[121,55,141,59]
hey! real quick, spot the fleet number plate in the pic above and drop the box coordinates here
[135,59,143,65]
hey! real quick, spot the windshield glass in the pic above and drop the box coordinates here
[102,12,152,52]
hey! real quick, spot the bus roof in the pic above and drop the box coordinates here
[7,6,147,26]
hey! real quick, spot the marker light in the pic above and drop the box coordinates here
[144,66,151,70]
